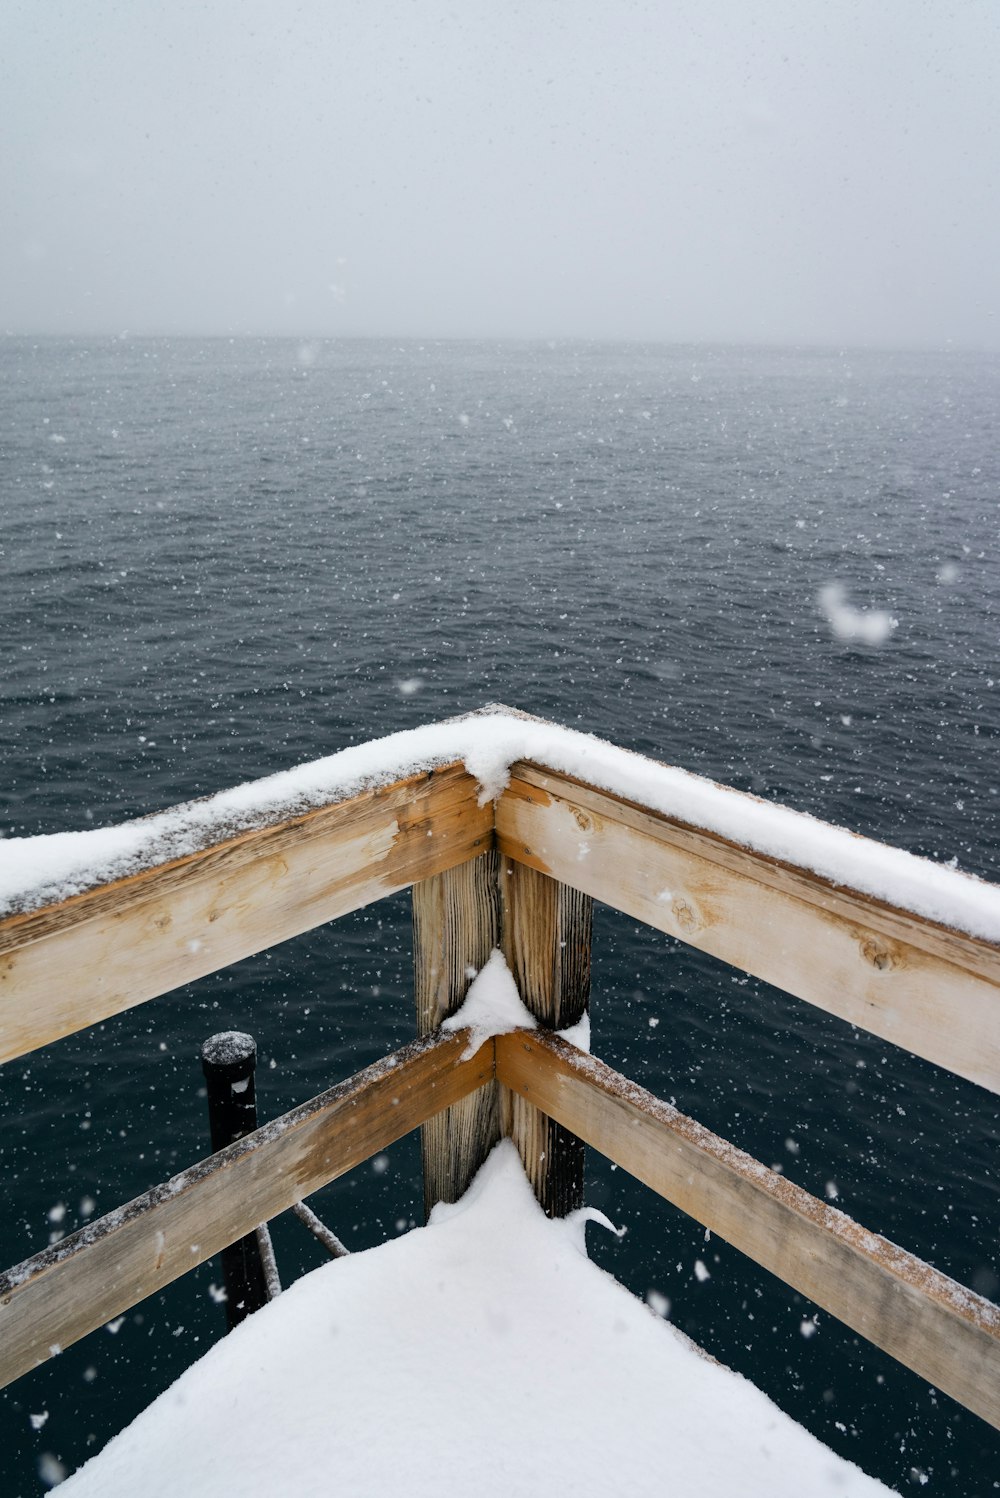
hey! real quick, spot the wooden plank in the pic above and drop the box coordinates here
[506,762,1000,981]
[0,764,492,1064]
[497,765,1000,1093]
[495,1030,1000,1429]
[0,1031,493,1388]
[413,851,503,1214]
[500,861,592,1216]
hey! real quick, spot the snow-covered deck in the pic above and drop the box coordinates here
[57,1143,890,1498]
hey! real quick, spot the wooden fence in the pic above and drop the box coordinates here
[2,729,999,1430]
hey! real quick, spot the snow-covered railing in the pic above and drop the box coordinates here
[2,709,999,1430]
[0,1031,489,1386]
[495,1032,1000,1430]
[0,761,492,1063]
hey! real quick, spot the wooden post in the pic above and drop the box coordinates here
[499,860,592,1216]
[412,850,502,1216]
[201,1031,270,1328]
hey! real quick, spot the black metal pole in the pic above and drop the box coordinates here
[201,1031,270,1330]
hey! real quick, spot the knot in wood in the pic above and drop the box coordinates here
[860,937,893,972]
[672,898,698,933]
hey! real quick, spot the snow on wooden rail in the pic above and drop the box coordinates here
[497,761,1000,1093]
[0,763,490,1063]
[2,709,999,1088]
[5,707,1000,938]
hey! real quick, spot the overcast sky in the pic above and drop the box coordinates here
[3,1,998,346]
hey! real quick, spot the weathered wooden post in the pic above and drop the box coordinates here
[413,845,592,1218]
[201,1031,270,1328]
[412,850,502,1215]
[499,860,592,1216]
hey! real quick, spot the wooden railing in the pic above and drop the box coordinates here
[2,730,999,1431]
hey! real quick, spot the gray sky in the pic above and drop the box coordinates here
[3,0,999,346]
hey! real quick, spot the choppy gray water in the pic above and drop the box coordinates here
[2,337,998,1494]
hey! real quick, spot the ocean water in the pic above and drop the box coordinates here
[1,336,998,1495]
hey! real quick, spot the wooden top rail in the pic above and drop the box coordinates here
[0,763,490,1064]
[498,762,1000,1094]
[495,1030,1000,1431]
[2,732,998,1089]
[0,1030,492,1388]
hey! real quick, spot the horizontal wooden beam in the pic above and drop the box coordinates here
[0,1031,493,1388]
[0,764,491,1064]
[497,763,1000,1093]
[496,1030,1000,1428]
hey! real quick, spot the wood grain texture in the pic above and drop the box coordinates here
[0,764,491,1064]
[497,765,1000,1093]
[512,764,1000,980]
[496,1030,1000,1429]
[413,851,503,1213]
[0,1031,493,1388]
[499,861,592,1216]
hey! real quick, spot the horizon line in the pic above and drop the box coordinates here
[4,328,998,357]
